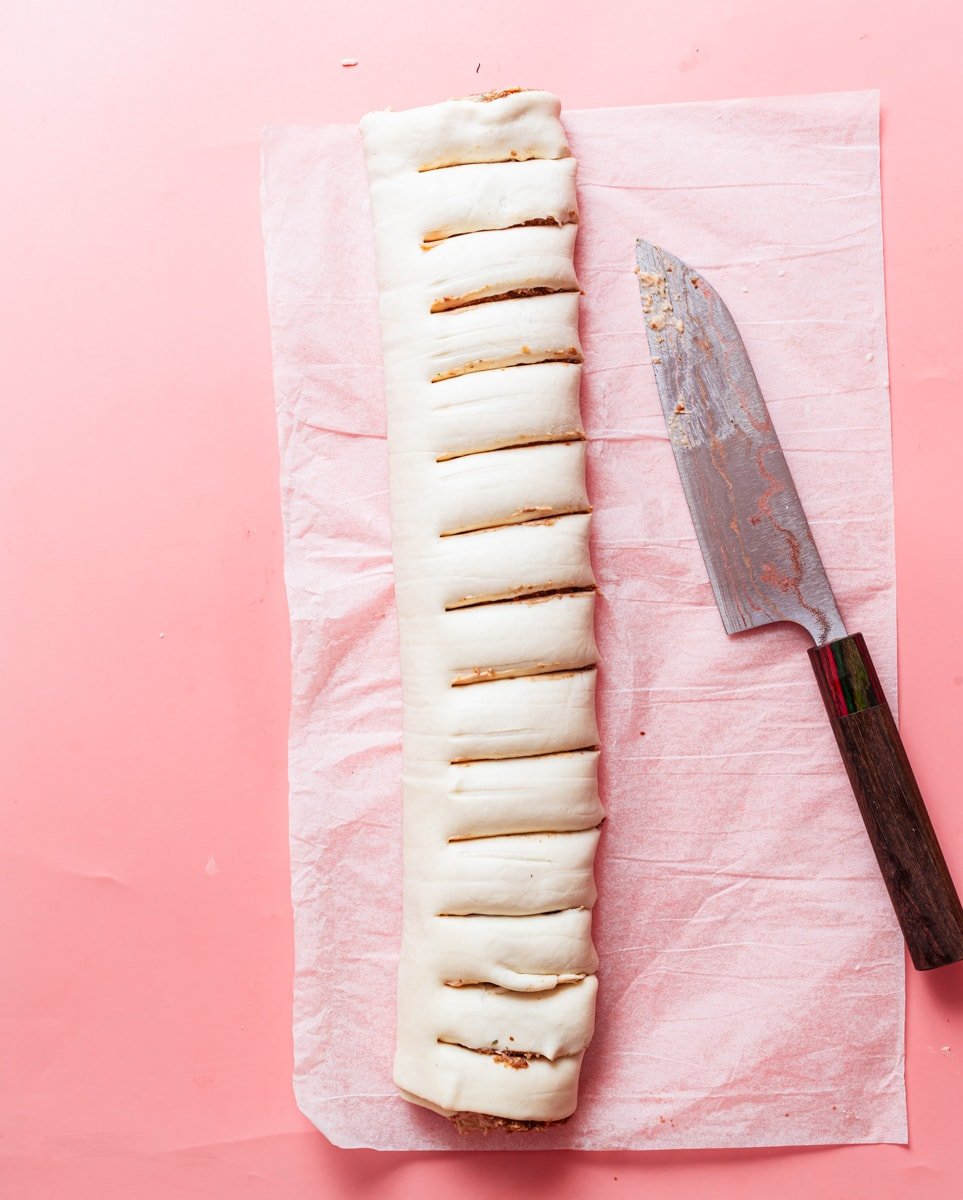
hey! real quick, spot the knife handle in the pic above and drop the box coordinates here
[809,633,963,970]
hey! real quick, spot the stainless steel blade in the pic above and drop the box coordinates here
[635,240,846,646]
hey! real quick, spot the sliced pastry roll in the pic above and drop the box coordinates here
[360,87,601,1133]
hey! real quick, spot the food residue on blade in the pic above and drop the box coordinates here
[636,270,665,291]
[649,315,666,332]
[666,408,690,449]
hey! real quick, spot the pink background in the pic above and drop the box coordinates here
[2,1,961,1196]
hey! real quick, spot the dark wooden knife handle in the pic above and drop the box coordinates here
[809,633,963,970]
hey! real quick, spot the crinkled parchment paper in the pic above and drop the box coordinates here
[261,91,906,1150]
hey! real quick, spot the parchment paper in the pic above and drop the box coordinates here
[261,91,906,1150]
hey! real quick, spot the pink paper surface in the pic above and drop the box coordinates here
[262,91,904,1151]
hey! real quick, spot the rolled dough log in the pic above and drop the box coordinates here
[360,88,601,1132]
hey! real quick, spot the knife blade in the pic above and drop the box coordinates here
[635,238,963,971]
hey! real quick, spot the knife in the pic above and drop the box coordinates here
[635,238,963,971]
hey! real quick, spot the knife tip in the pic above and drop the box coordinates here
[634,239,672,279]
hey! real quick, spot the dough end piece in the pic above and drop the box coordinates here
[450,1110,568,1135]
[398,1085,568,1134]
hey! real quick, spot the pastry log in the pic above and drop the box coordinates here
[360,89,601,1132]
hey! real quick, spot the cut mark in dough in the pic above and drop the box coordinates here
[438,512,591,555]
[431,348,583,384]
[431,365,582,416]
[442,976,589,993]
[444,972,588,989]
[451,662,597,687]
[435,432,585,463]
[448,822,604,844]
[445,583,595,611]
[436,1039,557,1067]
[430,286,579,314]
[418,152,569,173]
[438,908,584,919]
[422,216,577,247]
[439,505,592,538]
[450,744,600,766]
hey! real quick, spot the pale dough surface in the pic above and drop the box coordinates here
[360,89,600,1124]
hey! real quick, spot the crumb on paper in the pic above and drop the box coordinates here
[158,632,165,639]
[941,1045,951,1054]
[341,58,358,67]
[476,62,481,73]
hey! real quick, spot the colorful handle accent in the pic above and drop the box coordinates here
[809,634,963,970]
